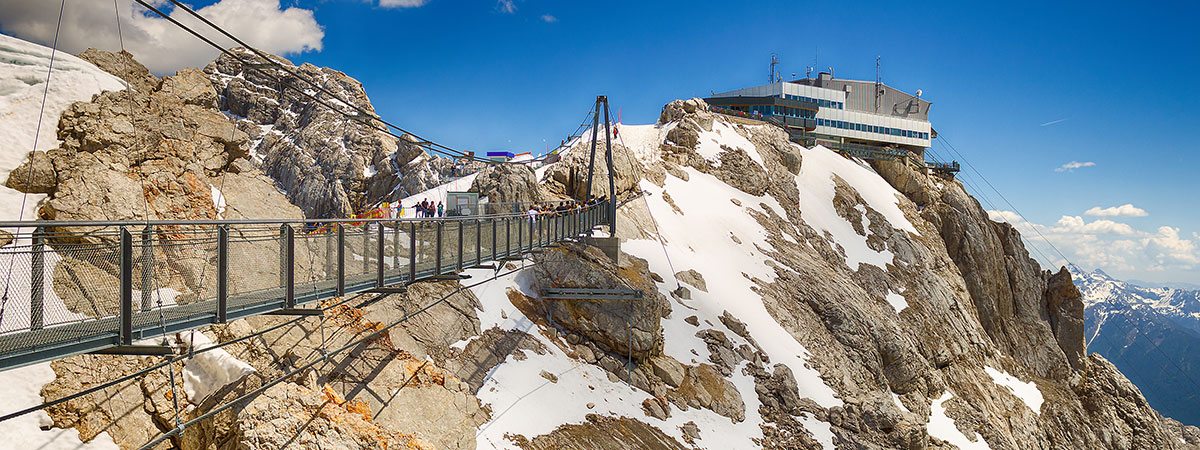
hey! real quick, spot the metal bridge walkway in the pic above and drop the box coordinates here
[0,204,608,371]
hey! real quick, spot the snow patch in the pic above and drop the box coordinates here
[927,391,991,450]
[0,363,120,449]
[210,184,227,218]
[624,169,841,408]
[180,331,256,404]
[886,290,909,313]
[0,34,125,223]
[464,263,777,449]
[796,412,836,449]
[984,366,1044,414]
[695,120,764,168]
[794,145,917,270]
[892,392,911,414]
[396,173,479,217]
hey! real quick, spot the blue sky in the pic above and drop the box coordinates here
[1,0,1197,283]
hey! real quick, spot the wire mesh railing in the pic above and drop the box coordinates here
[0,203,610,371]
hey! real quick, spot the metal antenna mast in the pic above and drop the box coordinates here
[769,54,780,83]
[874,56,883,113]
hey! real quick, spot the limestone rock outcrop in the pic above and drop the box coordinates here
[526,244,668,362]
[541,134,645,200]
[469,162,544,205]
[205,48,463,218]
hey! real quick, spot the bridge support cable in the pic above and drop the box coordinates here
[136,0,559,165]
[0,292,364,425]
[136,260,544,449]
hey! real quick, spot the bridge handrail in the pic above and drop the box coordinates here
[0,205,604,229]
[0,201,612,371]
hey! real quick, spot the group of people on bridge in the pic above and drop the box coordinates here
[524,196,608,222]
[412,199,444,218]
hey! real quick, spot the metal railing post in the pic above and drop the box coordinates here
[408,221,417,282]
[506,217,512,259]
[336,224,345,297]
[30,227,45,330]
[281,224,295,308]
[457,221,464,272]
[140,226,153,311]
[491,218,498,262]
[475,218,482,266]
[376,222,385,287]
[325,227,335,281]
[435,221,444,275]
[392,221,400,277]
[610,198,618,237]
[362,223,371,274]
[217,225,228,323]
[119,227,133,345]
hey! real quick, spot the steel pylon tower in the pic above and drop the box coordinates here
[583,95,618,237]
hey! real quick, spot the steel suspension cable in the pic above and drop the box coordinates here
[0,292,363,424]
[130,0,490,164]
[138,261,541,449]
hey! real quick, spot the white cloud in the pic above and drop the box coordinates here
[0,0,323,75]
[1052,216,1138,236]
[1084,203,1148,218]
[540,14,557,23]
[497,0,517,13]
[379,0,428,7]
[1054,161,1095,173]
[987,209,1200,276]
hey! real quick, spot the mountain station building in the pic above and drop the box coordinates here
[705,72,938,163]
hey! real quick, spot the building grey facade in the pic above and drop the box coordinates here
[705,72,935,159]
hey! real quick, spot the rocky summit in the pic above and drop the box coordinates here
[1,36,1198,450]
[205,48,471,219]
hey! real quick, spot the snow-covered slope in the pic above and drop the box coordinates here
[0,34,126,221]
[0,33,125,450]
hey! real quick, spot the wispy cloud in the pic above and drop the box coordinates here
[379,0,428,7]
[1055,160,1095,173]
[1085,204,1149,218]
[540,14,557,23]
[1039,118,1068,127]
[497,0,516,13]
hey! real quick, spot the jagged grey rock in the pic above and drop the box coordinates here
[205,48,464,218]
[468,162,544,205]
[526,244,669,362]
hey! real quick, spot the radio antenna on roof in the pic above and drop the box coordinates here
[769,54,781,83]
[874,56,883,113]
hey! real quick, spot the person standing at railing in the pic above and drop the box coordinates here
[437,201,444,218]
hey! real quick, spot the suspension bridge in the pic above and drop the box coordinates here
[0,0,637,444]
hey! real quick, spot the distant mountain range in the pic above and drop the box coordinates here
[1127,279,1200,291]
[1071,265,1200,426]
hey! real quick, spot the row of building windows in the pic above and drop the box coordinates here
[784,94,843,109]
[815,118,929,140]
[746,105,816,118]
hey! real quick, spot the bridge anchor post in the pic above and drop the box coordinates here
[30,227,44,331]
